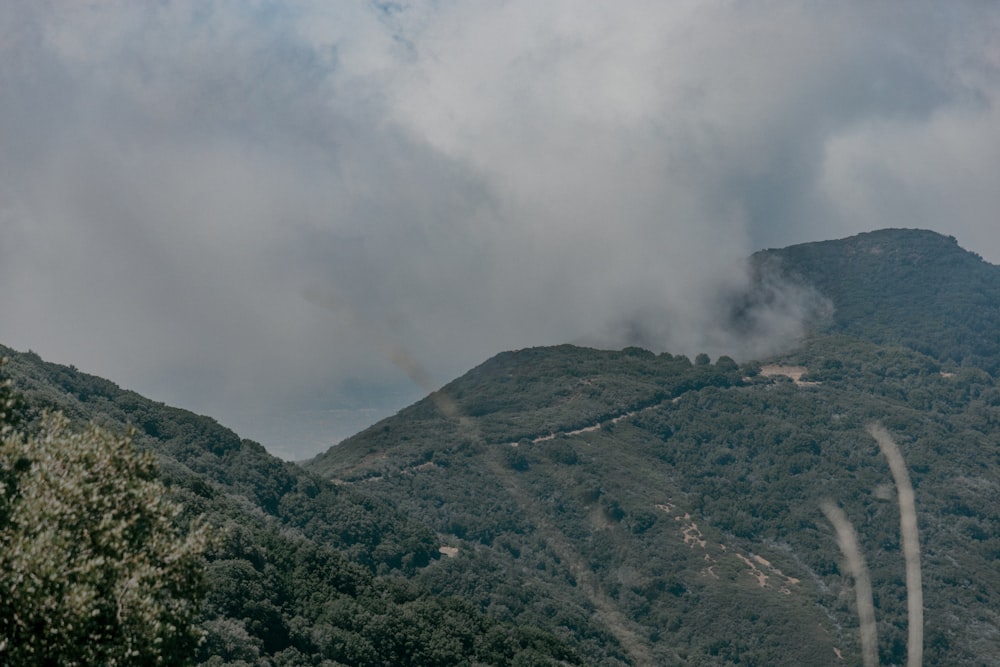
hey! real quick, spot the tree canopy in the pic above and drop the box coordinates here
[0,412,209,666]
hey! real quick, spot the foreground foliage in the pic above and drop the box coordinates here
[0,412,208,666]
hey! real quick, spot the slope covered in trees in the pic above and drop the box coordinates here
[308,336,1000,665]
[307,229,1000,665]
[1,348,580,666]
[749,228,1000,371]
[6,227,1000,665]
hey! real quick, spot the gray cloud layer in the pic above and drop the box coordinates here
[2,1,999,458]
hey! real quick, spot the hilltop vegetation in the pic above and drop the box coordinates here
[750,228,1000,371]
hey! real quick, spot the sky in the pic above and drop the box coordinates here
[2,1,999,460]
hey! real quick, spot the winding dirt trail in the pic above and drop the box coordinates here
[516,406,653,446]
[519,366,815,447]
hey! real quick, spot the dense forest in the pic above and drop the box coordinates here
[308,337,1000,665]
[1,350,579,666]
[5,228,1000,665]
[308,229,1000,666]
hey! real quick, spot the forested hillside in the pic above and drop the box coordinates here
[5,228,1000,665]
[750,228,1000,371]
[308,338,1000,665]
[308,229,1000,665]
[1,347,579,666]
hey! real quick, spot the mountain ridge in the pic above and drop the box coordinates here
[6,226,1000,665]
[305,227,1000,665]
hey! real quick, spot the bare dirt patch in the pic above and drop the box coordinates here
[759,364,820,386]
[657,503,800,593]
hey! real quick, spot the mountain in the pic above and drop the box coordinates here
[306,229,1000,665]
[749,228,1000,371]
[6,227,1000,665]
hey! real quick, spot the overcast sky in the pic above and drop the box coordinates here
[2,1,999,459]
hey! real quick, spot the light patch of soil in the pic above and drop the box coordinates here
[512,398,676,447]
[656,504,802,593]
[759,364,820,386]
[589,504,614,531]
[679,515,707,549]
[702,553,719,579]
[655,503,706,548]
[873,482,894,500]
[736,553,770,588]
[438,546,459,558]
[531,409,643,444]
[736,553,801,592]
[533,423,602,443]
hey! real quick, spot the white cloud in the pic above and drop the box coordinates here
[1,0,998,458]
[820,95,1000,262]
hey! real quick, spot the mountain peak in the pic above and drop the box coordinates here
[752,227,1000,370]
[757,228,972,265]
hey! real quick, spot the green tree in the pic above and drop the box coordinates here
[0,413,208,666]
[0,356,22,431]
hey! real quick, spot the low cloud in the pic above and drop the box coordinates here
[1,1,998,458]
